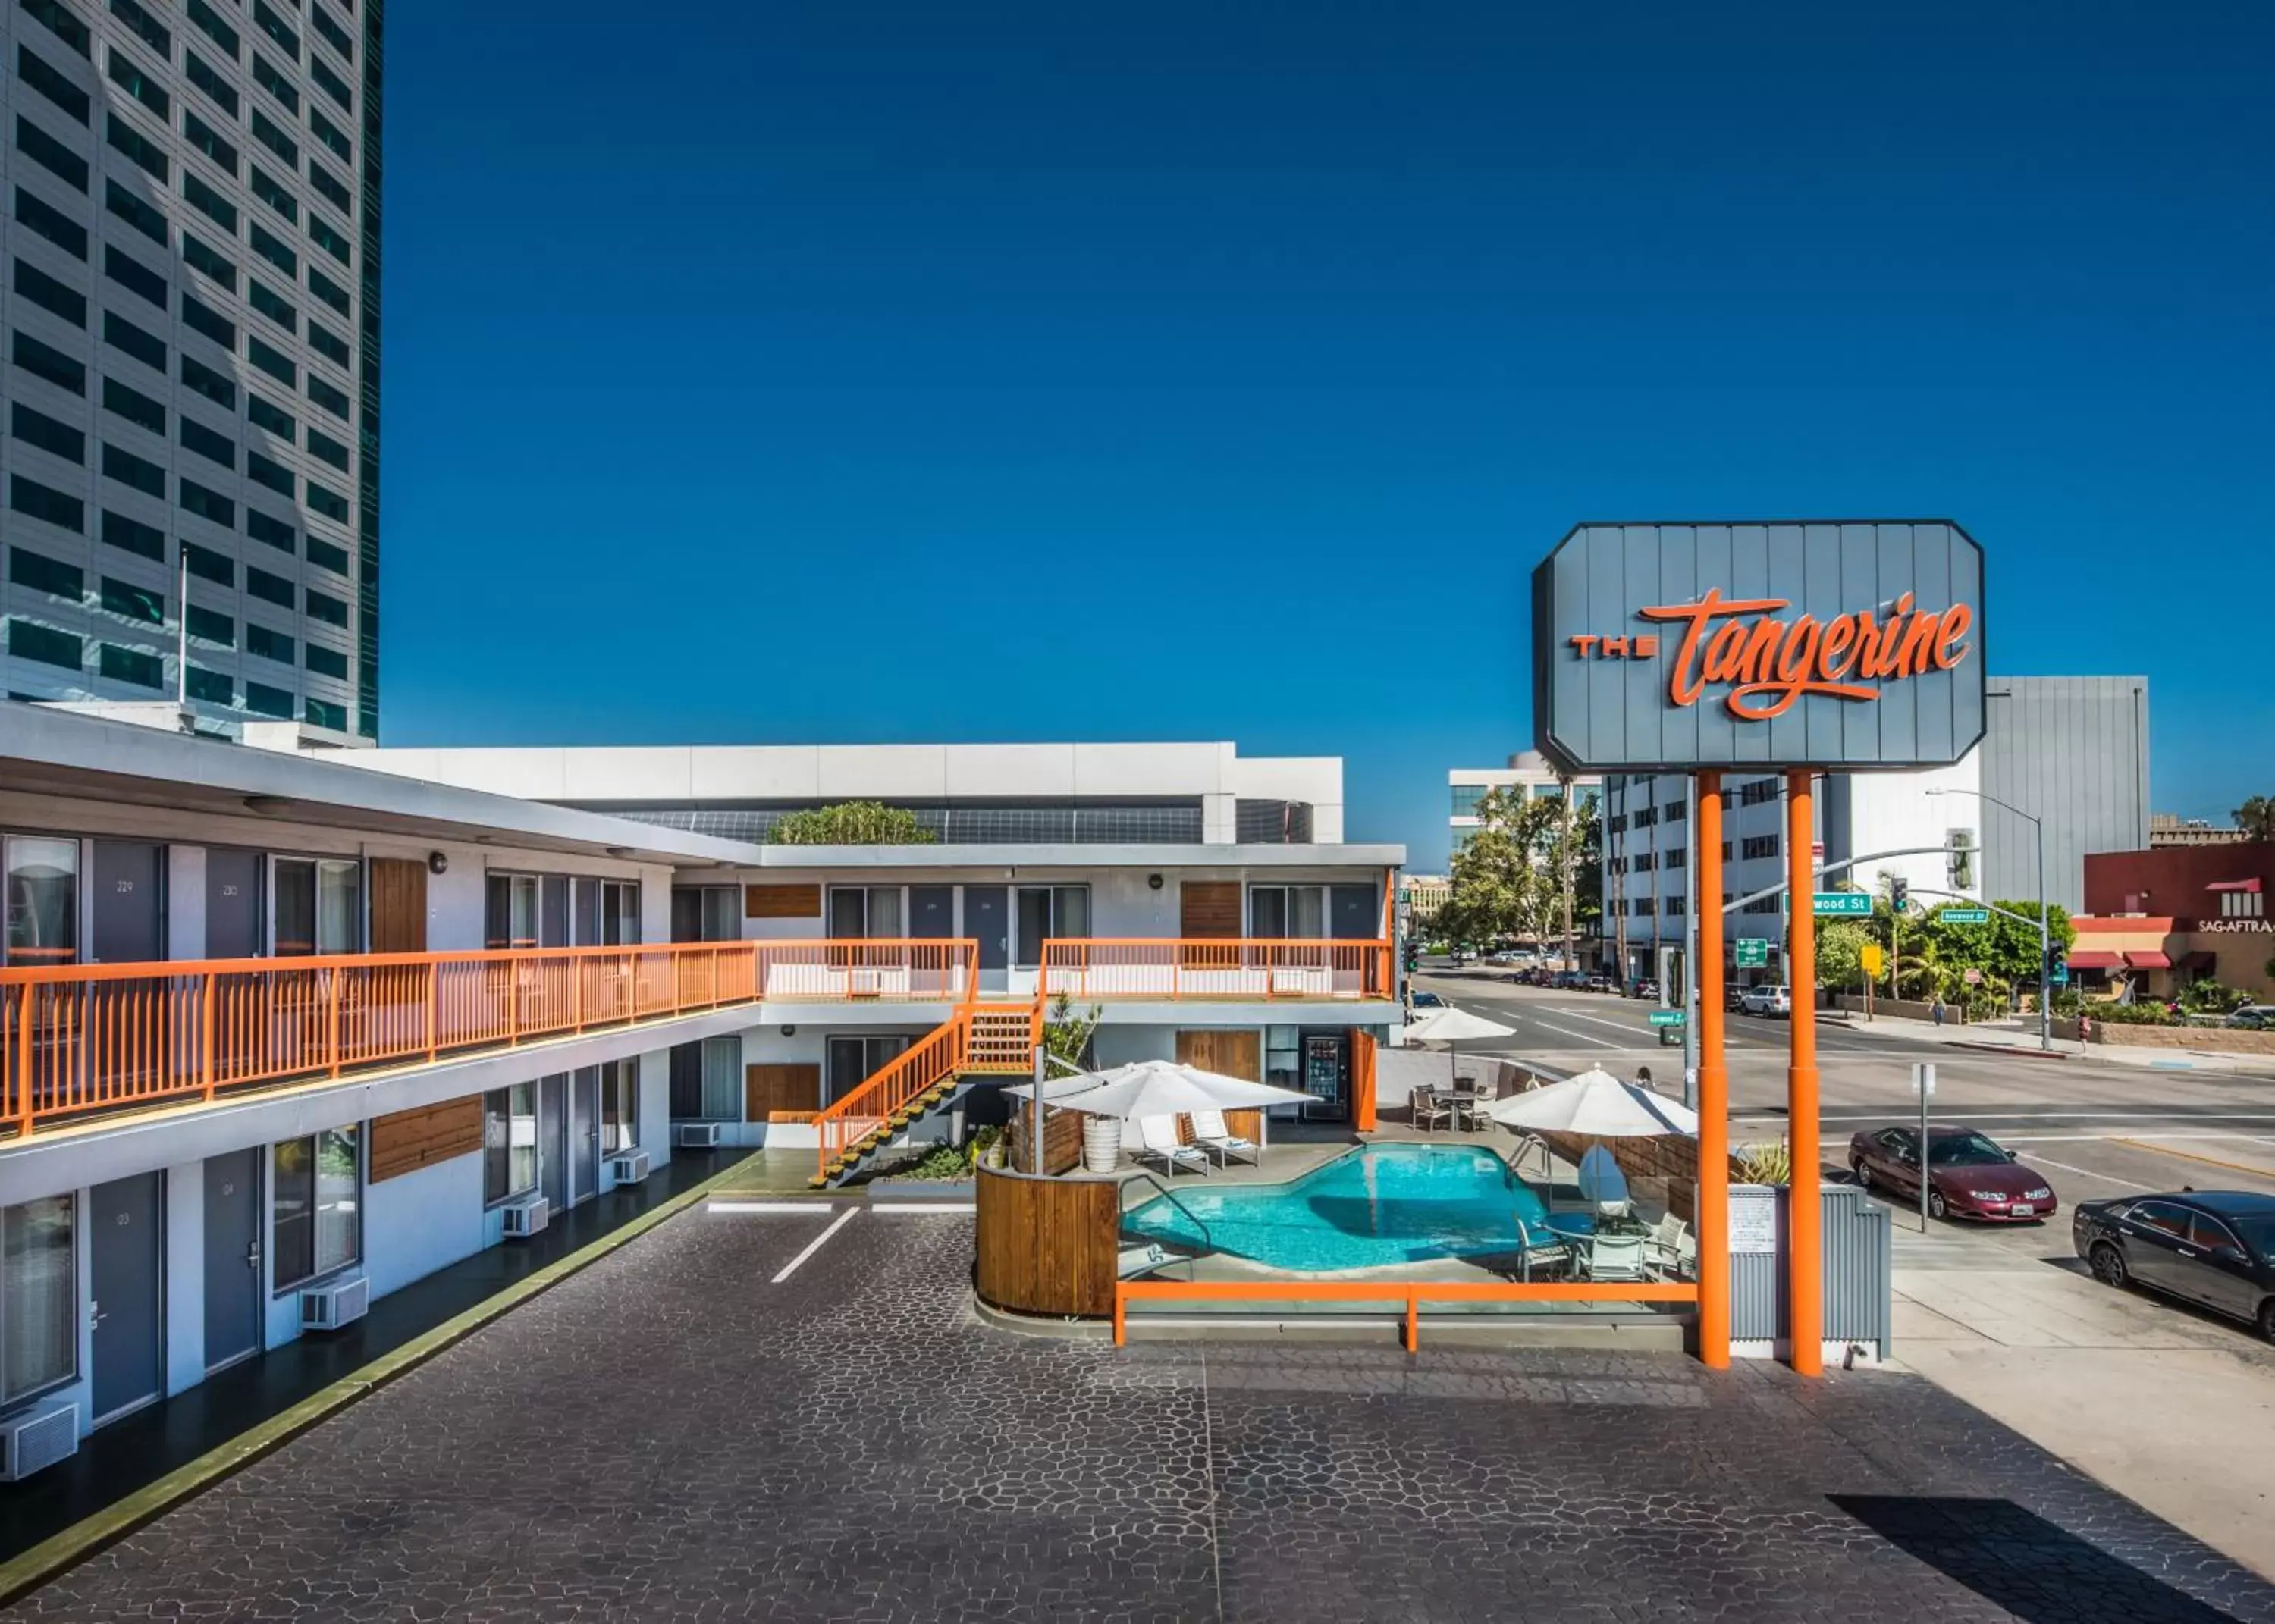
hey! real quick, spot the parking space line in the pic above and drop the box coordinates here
[2014,1155,2149,1191]
[708,1202,839,1215]
[869,1202,976,1214]
[770,1206,859,1283]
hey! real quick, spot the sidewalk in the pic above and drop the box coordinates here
[1832,1008,2275,1078]
[0,1147,747,1567]
[1887,1220,2275,1581]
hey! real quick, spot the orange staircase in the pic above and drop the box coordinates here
[808,997,1042,1187]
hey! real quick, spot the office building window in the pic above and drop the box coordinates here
[253,53,298,114]
[22,2,89,57]
[310,107,351,163]
[99,643,162,688]
[14,330,85,393]
[17,45,89,124]
[185,665,231,704]
[245,680,293,718]
[103,376,165,434]
[100,577,162,623]
[5,836,77,967]
[1740,835,1781,861]
[247,622,294,663]
[252,108,297,166]
[15,258,85,326]
[104,441,166,497]
[102,509,165,562]
[183,109,236,172]
[181,353,237,409]
[250,278,297,333]
[306,643,347,679]
[104,310,166,371]
[105,112,168,181]
[1449,785,1486,819]
[3,1196,77,1402]
[303,696,345,731]
[309,322,350,367]
[187,0,240,59]
[17,115,86,192]
[6,618,79,671]
[187,604,233,645]
[11,403,84,464]
[179,477,234,528]
[10,475,83,532]
[183,541,234,585]
[180,415,235,469]
[272,1127,359,1288]
[184,49,238,117]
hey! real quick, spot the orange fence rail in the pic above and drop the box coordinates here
[1040,939,1393,1002]
[1112,1278,1698,1349]
[813,1011,973,1180]
[0,938,976,1140]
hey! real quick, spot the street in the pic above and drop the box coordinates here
[1414,969,2275,1223]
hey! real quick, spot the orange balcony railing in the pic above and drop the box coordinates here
[0,938,977,1140]
[1039,939,1393,1002]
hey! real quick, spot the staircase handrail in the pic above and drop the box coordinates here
[812,1009,970,1180]
[1116,1168,1217,1264]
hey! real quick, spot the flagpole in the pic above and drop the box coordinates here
[176,550,188,706]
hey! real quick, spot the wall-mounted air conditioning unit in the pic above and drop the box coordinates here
[849,967,883,998]
[0,1402,78,1481]
[676,1122,723,1149]
[606,1149,651,1185]
[500,1195,549,1239]
[301,1276,369,1333]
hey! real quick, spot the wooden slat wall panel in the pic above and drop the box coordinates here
[1179,881,1243,938]
[745,884,821,919]
[369,858,429,955]
[1176,1028,1260,1080]
[370,1095,482,1183]
[746,1062,821,1121]
[974,1165,1119,1317]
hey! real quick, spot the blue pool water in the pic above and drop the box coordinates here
[1123,1143,1555,1273]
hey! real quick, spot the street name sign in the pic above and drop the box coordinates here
[1649,1009,1687,1027]
[1942,908,1989,924]
[1814,892,1872,917]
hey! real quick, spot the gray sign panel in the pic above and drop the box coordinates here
[1532,520,1987,773]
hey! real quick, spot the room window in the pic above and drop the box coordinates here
[3,1195,77,1401]
[271,1127,359,1289]
[274,856,359,955]
[485,873,541,950]
[826,1035,912,1102]
[14,330,85,393]
[12,402,85,464]
[1248,884,1324,939]
[827,885,902,939]
[10,474,83,532]
[1014,885,1089,967]
[482,1084,537,1205]
[600,1059,639,1156]
[103,377,165,434]
[1740,834,1781,861]
[184,108,237,172]
[252,108,298,167]
[184,49,238,117]
[1449,785,1486,818]
[5,836,78,967]
[17,115,86,192]
[670,886,739,942]
[668,1036,742,1119]
[578,877,640,945]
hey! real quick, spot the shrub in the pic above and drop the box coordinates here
[1734,1140,1792,1186]
[2091,1001,2173,1025]
[769,801,936,844]
[2178,979,2248,1015]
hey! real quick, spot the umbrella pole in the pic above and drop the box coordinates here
[1031,1042,1045,1174]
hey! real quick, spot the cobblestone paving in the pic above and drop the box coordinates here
[12,1206,2274,1622]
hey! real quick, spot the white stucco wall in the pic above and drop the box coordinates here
[362,1152,487,1300]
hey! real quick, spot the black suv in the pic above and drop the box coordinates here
[2073,1190,2275,1342]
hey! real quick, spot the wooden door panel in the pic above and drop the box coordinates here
[746,1062,823,1121]
[369,858,428,954]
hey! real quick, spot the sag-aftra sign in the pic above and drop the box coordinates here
[1532,520,1987,773]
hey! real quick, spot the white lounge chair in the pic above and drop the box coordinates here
[1583,1233,1648,1283]
[1135,1115,1210,1177]
[1643,1213,1690,1278]
[1188,1108,1259,1168]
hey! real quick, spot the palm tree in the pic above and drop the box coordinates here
[2236,795,2275,843]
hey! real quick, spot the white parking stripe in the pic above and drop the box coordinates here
[709,1202,838,1215]
[2006,1155,2149,1190]
[771,1206,860,1283]
[869,1202,976,1214]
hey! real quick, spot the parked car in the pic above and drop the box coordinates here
[1847,1126,2058,1223]
[1737,985,1791,1017]
[2074,1190,2275,1342]
[2227,1007,2275,1030]
[1624,977,1660,1000]
[1409,989,1446,1011]
[1583,973,1617,993]
[1550,970,1589,991]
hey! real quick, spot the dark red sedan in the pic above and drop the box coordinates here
[1847,1125,2058,1223]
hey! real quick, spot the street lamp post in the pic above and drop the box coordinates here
[1927,787,2051,1052]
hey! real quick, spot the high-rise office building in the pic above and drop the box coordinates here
[1,0,381,741]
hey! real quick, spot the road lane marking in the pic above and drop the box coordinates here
[770,1205,860,1283]
[709,1201,839,1215]
[2108,1139,2275,1180]
[1526,1018,1625,1049]
[1994,1155,2148,1190]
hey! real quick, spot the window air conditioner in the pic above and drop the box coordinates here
[606,1149,651,1184]
[500,1195,549,1239]
[849,967,883,998]
[676,1122,723,1149]
[0,1402,78,1481]
[300,1276,370,1333]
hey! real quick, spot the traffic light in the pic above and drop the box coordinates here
[2045,943,2069,986]
[1889,876,1909,914]
[1945,828,1975,891]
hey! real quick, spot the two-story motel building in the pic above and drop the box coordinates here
[0,707,1401,1460]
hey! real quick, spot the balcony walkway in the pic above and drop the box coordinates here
[0,1148,745,1572]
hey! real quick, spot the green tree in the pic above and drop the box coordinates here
[1815,918,1872,987]
[769,801,937,845]
[2236,795,2275,842]
[1445,787,1569,948]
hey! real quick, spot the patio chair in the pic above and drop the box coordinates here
[1514,1222,1576,1282]
[1643,1214,1690,1279]
[1410,1092,1453,1133]
[1135,1115,1210,1177]
[1188,1108,1260,1168]
[1583,1233,1648,1283]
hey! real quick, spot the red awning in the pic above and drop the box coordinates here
[2125,950,2173,970]
[2067,949,2123,970]
[2206,878,2263,893]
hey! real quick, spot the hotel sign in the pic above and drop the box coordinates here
[1533,521,1987,773]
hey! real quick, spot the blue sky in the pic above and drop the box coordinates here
[377,2,2273,868]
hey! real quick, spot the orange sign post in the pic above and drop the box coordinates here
[1694,773,1730,1370]
[1784,770,1823,1376]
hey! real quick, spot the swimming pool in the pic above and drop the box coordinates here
[1122,1143,1554,1273]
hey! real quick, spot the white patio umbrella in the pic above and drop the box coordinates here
[1004,1059,1312,1118]
[1401,1003,1517,1093]
[1486,1065,1699,1136]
